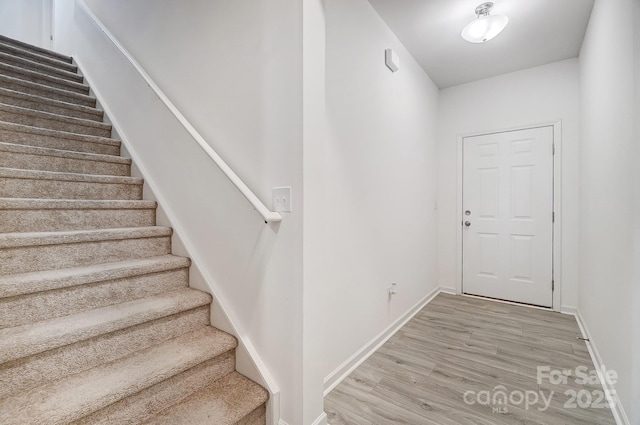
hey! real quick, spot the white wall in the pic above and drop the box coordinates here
[579,0,638,421]
[83,0,299,206]
[437,58,580,311]
[0,0,51,48]
[59,1,305,423]
[301,0,328,423]
[631,1,640,423]
[52,0,74,55]
[633,2,640,421]
[320,0,439,384]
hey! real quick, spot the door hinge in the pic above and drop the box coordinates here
[552,144,556,155]
[552,280,555,291]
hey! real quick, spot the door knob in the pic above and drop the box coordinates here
[464,221,471,227]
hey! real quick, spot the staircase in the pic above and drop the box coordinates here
[0,34,268,424]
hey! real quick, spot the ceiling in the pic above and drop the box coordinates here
[367,0,595,88]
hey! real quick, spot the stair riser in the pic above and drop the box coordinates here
[0,91,103,121]
[0,150,130,176]
[0,78,95,108]
[0,65,89,95]
[0,109,111,138]
[0,43,76,72]
[0,177,143,201]
[0,235,171,274]
[0,207,155,233]
[0,306,210,398]
[74,351,236,425]
[0,37,73,64]
[236,406,267,425]
[0,268,187,327]
[0,128,119,155]
[0,54,83,83]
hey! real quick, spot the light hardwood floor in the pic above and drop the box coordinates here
[325,293,616,425]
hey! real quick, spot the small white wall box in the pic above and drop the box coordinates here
[385,48,399,72]
[272,186,292,212]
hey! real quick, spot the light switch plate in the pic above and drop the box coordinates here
[273,186,292,212]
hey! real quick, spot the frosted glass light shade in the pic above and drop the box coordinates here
[461,14,509,43]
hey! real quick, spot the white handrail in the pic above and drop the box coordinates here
[76,0,282,223]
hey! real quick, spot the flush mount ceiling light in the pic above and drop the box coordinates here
[461,2,508,43]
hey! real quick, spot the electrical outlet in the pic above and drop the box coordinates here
[273,186,292,212]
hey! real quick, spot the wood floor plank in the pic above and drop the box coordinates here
[327,381,441,425]
[361,348,435,385]
[338,367,381,394]
[324,398,373,425]
[400,326,499,356]
[325,293,616,425]
[470,327,576,355]
[372,376,500,425]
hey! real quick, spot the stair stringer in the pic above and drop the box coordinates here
[68,3,284,424]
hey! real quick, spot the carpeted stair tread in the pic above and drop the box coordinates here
[0,225,170,249]
[0,141,129,171]
[0,102,110,131]
[0,42,77,72]
[0,198,155,211]
[0,197,157,233]
[72,351,237,425]
[0,254,187,298]
[0,121,121,156]
[0,167,143,200]
[0,306,210,399]
[0,51,84,83]
[0,166,141,185]
[0,326,236,425]
[0,257,189,327]
[0,102,111,137]
[0,287,213,364]
[0,74,96,107]
[0,88,102,121]
[0,61,90,95]
[0,121,119,155]
[0,150,129,176]
[143,372,268,425]
[0,226,171,274]
[0,34,73,63]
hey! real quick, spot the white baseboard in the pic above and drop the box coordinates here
[323,286,441,396]
[439,286,456,295]
[279,412,326,425]
[574,310,630,425]
[311,412,328,425]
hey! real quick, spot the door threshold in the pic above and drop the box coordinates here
[461,293,552,311]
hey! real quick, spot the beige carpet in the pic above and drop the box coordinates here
[0,33,267,424]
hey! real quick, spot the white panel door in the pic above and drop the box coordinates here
[462,126,554,307]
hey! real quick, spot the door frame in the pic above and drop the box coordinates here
[455,120,562,311]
